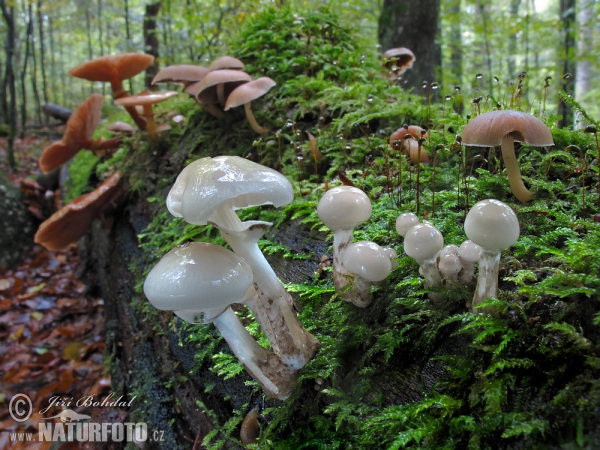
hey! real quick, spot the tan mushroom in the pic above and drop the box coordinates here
[34,172,122,252]
[382,47,416,78]
[114,91,178,140]
[151,64,209,88]
[68,53,154,130]
[224,77,277,134]
[39,94,122,173]
[186,69,252,108]
[106,121,135,136]
[208,56,245,71]
[461,110,554,203]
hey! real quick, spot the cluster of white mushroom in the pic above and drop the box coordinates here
[317,186,397,307]
[397,199,520,312]
[143,156,320,400]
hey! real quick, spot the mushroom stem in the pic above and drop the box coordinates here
[244,102,268,134]
[501,134,533,203]
[459,263,476,284]
[419,257,443,299]
[332,229,372,307]
[202,102,225,118]
[111,82,148,131]
[471,249,500,313]
[212,308,297,400]
[210,205,319,370]
[216,83,226,105]
[141,105,158,140]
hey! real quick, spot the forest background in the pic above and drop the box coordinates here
[0,0,597,153]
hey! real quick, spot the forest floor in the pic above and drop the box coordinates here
[0,134,112,450]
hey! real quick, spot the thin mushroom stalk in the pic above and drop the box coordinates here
[244,102,269,134]
[501,134,533,203]
[209,204,319,370]
[331,228,372,307]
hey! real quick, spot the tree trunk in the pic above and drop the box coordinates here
[36,0,49,110]
[143,2,161,90]
[507,0,522,81]
[124,0,134,94]
[20,2,34,136]
[97,0,106,96]
[575,0,592,128]
[378,0,441,92]
[558,0,576,128]
[29,3,42,126]
[445,0,462,87]
[48,11,59,105]
[1,0,17,171]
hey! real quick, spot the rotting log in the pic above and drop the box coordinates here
[42,103,72,123]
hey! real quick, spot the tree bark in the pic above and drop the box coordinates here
[1,0,17,171]
[575,0,592,128]
[143,2,161,90]
[29,3,42,126]
[20,2,34,135]
[378,0,441,91]
[36,0,50,109]
[558,0,576,128]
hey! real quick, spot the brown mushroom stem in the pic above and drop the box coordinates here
[244,102,268,134]
[201,102,225,118]
[216,83,226,105]
[111,83,148,131]
[140,106,158,140]
[501,134,533,203]
[89,136,123,156]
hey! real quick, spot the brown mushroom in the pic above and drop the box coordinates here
[187,69,252,106]
[224,77,277,134]
[382,47,416,78]
[151,64,209,88]
[461,110,554,203]
[208,56,245,71]
[34,172,122,252]
[68,53,154,131]
[114,91,178,140]
[403,138,430,164]
[106,121,135,136]
[389,125,428,150]
[39,94,122,173]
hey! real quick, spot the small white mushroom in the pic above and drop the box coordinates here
[458,240,482,284]
[317,186,373,307]
[342,241,392,297]
[404,223,444,298]
[395,212,420,237]
[143,242,296,399]
[438,254,463,287]
[464,199,520,313]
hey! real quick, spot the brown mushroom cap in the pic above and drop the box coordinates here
[69,53,154,84]
[34,172,122,251]
[208,56,245,71]
[107,121,135,136]
[39,93,104,173]
[185,70,252,98]
[461,110,554,147]
[114,91,178,108]
[390,125,428,150]
[403,139,430,164]
[151,65,209,85]
[382,47,416,73]
[224,77,277,110]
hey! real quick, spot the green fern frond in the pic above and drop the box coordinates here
[558,90,600,128]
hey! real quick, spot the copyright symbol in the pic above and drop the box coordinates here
[9,394,32,423]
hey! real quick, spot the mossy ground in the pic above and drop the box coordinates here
[84,6,600,449]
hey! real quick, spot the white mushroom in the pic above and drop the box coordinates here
[395,212,420,237]
[438,254,462,287]
[464,199,520,313]
[143,242,296,399]
[166,156,319,369]
[342,241,392,296]
[317,186,373,307]
[458,240,482,284]
[404,223,444,298]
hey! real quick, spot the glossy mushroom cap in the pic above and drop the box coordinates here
[464,199,520,251]
[395,212,419,237]
[404,223,444,262]
[208,56,245,71]
[439,254,462,279]
[185,70,252,100]
[461,110,553,147]
[166,156,294,224]
[458,240,482,263]
[39,93,104,173]
[224,78,277,111]
[34,172,122,251]
[69,53,154,86]
[143,242,253,312]
[390,125,428,149]
[317,186,372,231]
[151,65,209,86]
[342,241,392,282]
[439,244,459,258]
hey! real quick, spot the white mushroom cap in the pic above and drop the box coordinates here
[458,240,482,263]
[383,247,399,269]
[404,223,444,262]
[439,244,459,258]
[143,242,253,311]
[317,186,372,231]
[464,199,520,251]
[438,254,462,279]
[166,156,294,224]
[342,241,392,282]
[395,212,420,237]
